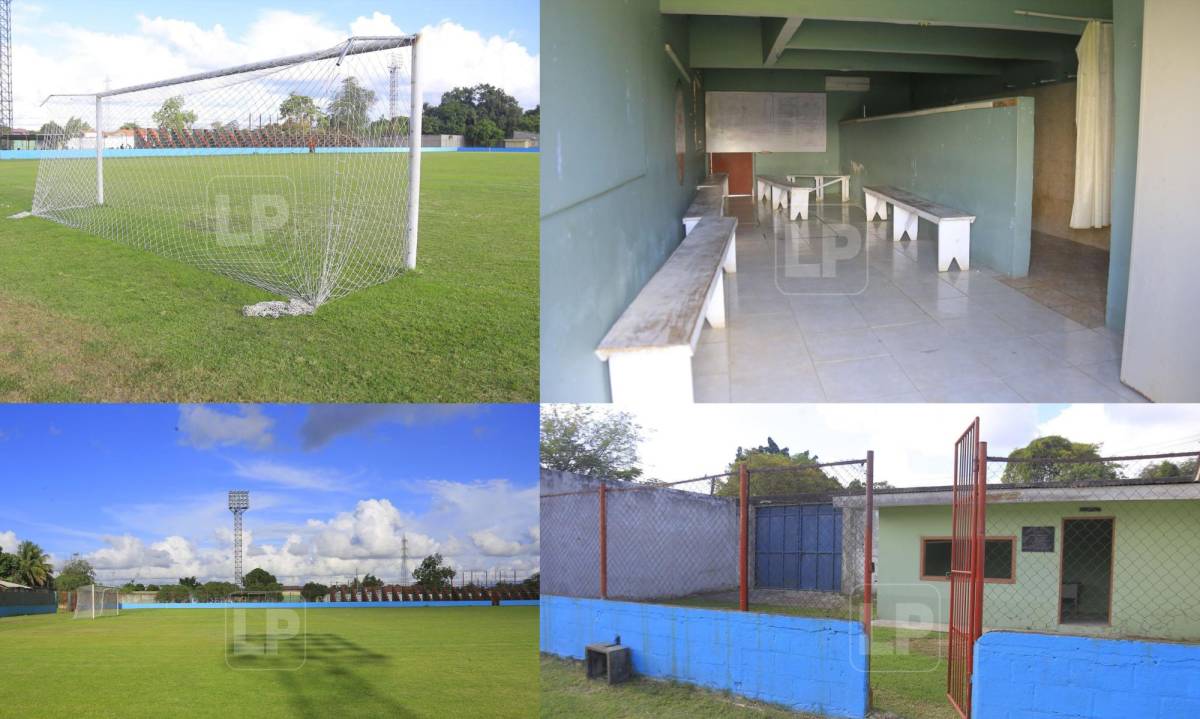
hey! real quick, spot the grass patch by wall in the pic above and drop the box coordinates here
[0,607,537,718]
[540,656,821,718]
[0,154,537,402]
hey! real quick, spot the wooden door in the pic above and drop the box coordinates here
[711,152,753,195]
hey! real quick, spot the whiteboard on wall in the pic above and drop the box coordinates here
[705,91,827,153]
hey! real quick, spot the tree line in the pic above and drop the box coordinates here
[0,542,537,600]
[37,82,538,149]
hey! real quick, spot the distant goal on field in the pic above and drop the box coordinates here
[73,584,121,619]
[32,35,424,315]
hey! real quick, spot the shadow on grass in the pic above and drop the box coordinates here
[230,632,417,718]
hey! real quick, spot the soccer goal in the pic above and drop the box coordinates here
[73,584,121,619]
[32,35,423,315]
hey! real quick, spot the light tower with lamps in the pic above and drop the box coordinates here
[228,490,249,586]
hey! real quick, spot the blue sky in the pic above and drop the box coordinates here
[19,1,539,53]
[0,404,539,585]
[12,1,540,127]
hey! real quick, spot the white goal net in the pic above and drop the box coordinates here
[73,584,121,619]
[32,35,423,313]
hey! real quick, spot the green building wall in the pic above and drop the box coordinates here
[839,100,1036,277]
[877,501,1200,640]
[1107,0,1144,331]
[541,0,707,402]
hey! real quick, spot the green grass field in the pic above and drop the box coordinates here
[0,606,538,718]
[0,153,537,402]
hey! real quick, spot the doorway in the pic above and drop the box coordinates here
[1060,517,1114,625]
[710,152,753,195]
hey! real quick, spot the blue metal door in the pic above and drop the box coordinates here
[755,504,842,591]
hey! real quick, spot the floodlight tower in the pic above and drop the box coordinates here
[228,490,249,586]
[388,52,401,120]
[400,534,410,585]
[0,0,13,150]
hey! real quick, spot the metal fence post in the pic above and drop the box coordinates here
[599,483,608,600]
[739,463,749,611]
[864,451,874,630]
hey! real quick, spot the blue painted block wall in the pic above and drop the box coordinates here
[541,595,868,719]
[973,631,1200,719]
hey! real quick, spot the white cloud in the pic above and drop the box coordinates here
[470,529,534,557]
[1037,404,1200,456]
[78,484,538,585]
[0,530,19,551]
[232,459,356,492]
[13,11,538,129]
[571,404,1200,491]
[178,405,274,450]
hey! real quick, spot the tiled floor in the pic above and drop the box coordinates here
[998,231,1110,329]
[693,197,1145,403]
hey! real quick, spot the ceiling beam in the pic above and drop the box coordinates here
[763,17,805,66]
[786,20,1079,62]
[770,50,1005,75]
[661,0,1112,34]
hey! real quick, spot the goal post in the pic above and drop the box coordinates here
[73,584,121,619]
[34,35,423,313]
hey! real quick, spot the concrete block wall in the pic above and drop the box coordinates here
[839,99,1035,278]
[0,604,57,618]
[0,589,57,617]
[541,469,738,600]
[541,595,869,719]
[973,631,1200,719]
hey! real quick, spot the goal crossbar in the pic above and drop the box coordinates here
[41,36,416,104]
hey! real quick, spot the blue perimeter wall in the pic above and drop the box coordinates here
[541,595,868,719]
[123,600,539,610]
[0,604,57,618]
[0,147,537,160]
[973,631,1200,719]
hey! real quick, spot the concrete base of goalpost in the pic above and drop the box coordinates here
[242,299,317,318]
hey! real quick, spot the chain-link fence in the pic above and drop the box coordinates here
[540,453,874,624]
[981,450,1200,642]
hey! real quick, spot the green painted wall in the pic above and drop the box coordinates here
[703,70,911,179]
[877,501,1200,640]
[540,0,707,402]
[1107,0,1144,332]
[839,100,1035,276]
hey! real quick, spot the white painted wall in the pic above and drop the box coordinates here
[1121,0,1200,401]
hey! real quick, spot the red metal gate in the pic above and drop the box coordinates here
[947,419,986,718]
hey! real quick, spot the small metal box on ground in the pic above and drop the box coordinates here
[585,643,632,684]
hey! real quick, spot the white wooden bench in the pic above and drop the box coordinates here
[756,175,814,221]
[596,216,739,403]
[697,172,729,196]
[683,186,725,234]
[787,174,850,202]
[863,185,977,272]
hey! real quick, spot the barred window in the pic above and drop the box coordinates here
[921,537,1014,582]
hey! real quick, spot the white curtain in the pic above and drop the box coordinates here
[1071,20,1114,229]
